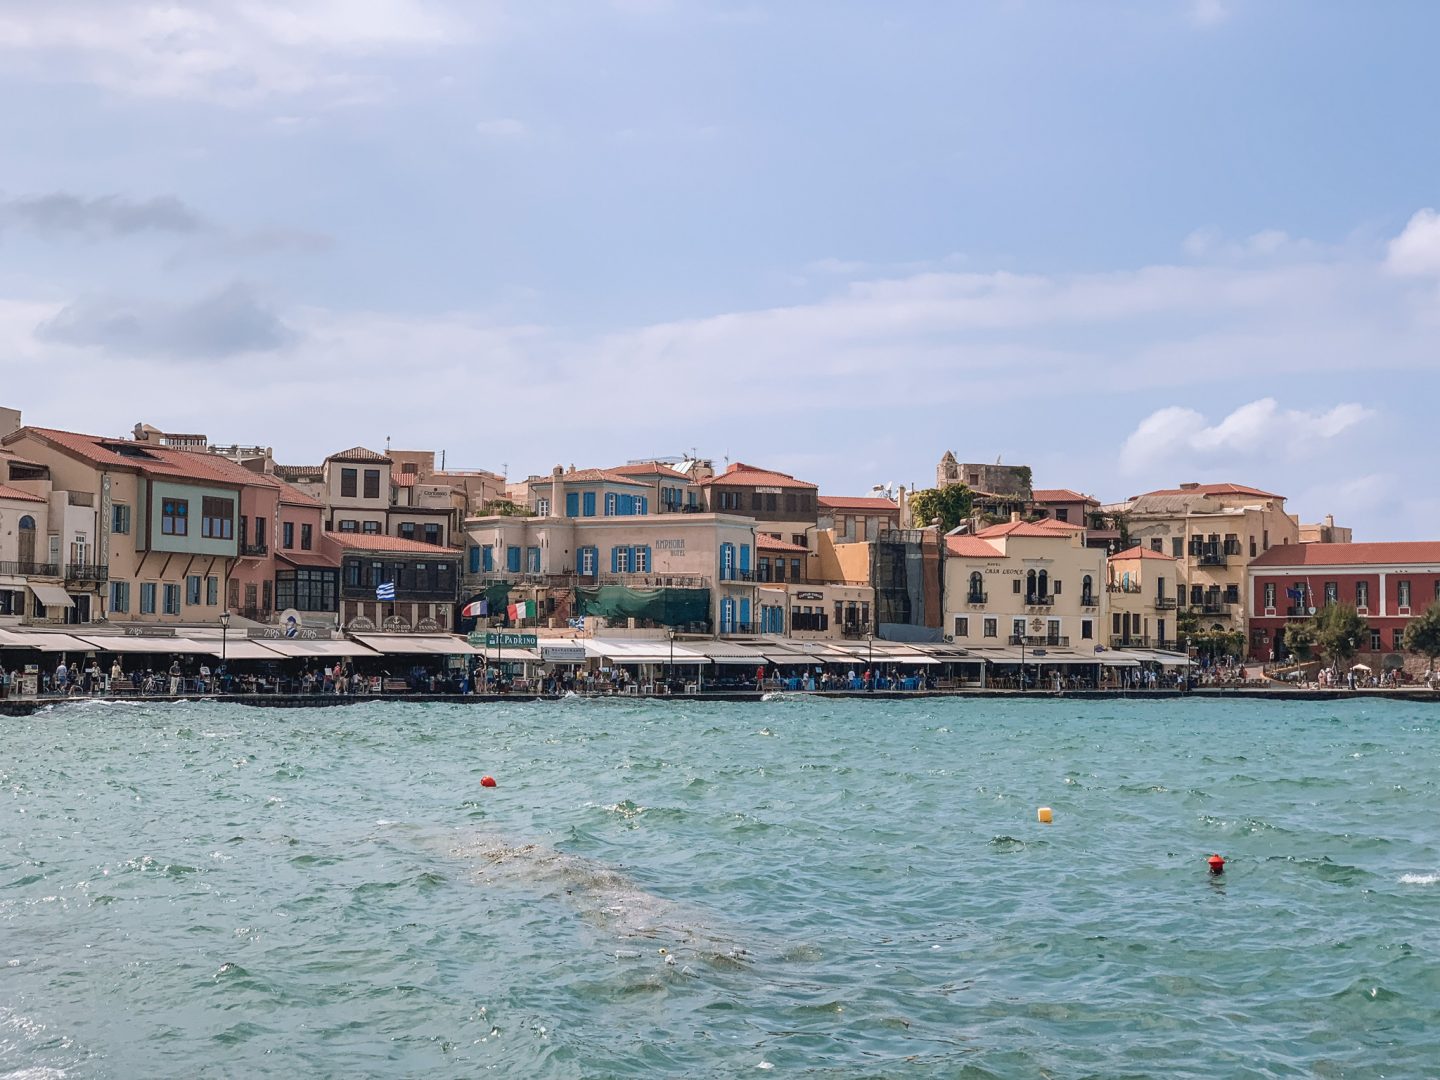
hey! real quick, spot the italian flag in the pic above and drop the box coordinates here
[509,600,535,620]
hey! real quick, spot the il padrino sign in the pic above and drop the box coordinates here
[484,632,538,648]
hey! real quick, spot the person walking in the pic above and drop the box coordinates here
[168,659,182,696]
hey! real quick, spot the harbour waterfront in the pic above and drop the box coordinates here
[4,698,1439,1078]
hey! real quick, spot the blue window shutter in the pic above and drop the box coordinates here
[739,544,751,574]
[739,598,751,626]
[642,545,651,571]
[640,496,648,515]
[611,547,619,573]
[506,546,520,572]
[482,545,494,571]
[565,492,579,517]
[469,546,480,573]
[583,492,595,517]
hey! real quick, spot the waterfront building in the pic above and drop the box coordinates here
[1029,488,1098,526]
[0,426,276,627]
[696,462,819,548]
[0,454,55,623]
[936,452,1032,498]
[811,525,944,638]
[817,495,900,544]
[273,478,342,627]
[751,534,875,640]
[460,495,758,635]
[608,462,701,514]
[943,519,1107,650]
[1106,482,1298,638]
[338,532,461,633]
[1246,541,1440,665]
[1105,545,1183,650]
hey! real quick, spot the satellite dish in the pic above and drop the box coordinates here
[1308,606,1317,616]
[280,608,302,638]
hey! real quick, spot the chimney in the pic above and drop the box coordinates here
[1010,511,1021,523]
[552,466,564,518]
[1325,514,1334,528]
[1179,482,1200,490]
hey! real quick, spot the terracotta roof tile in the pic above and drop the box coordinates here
[611,462,692,480]
[695,462,817,489]
[1108,545,1178,562]
[272,477,321,507]
[391,470,418,487]
[945,535,1002,557]
[1033,517,1085,531]
[272,463,323,480]
[974,520,1072,539]
[326,446,392,464]
[539,468,647,487]
[1139,482,1282,500]
[332,532,462,555]
[8,427,272,488]
[1249,541,1440,568]
[1031,488,1096,504]
[0,483,45,503]
[818,495,898,511]
[757,535,810,553]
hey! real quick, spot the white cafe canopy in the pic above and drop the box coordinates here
[265,638,382,658]
[348,635,465,656]
[29,584,75,609]
[76,635,207,654]
[0,629,95,652]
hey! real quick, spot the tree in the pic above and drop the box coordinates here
[1402,600,1440,673]
[1283,620,1316,662]
[479,498,532,517]
[909,485,973,532]
[1312,602,1367,670]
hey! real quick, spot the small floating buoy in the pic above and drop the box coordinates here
[1208,853,1225,875]
[1037,807,1053,824]
[481,776,497,788]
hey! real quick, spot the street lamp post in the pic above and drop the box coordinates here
[219,610,230,694]
[1184,635,1191,694]
[1020,634,1027,692]
[867,633,874,690]
[668,628,675,691]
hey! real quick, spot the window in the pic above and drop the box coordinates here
[110,581,130,613]
[362,521,381,535]
[340,468,357,497]
[758,557,771,582]
[1081,575,1093,603]
[1150,539,1163,552]
[398,522,416,541]
[1250,537,1257,557]
[187,575,202,605]
[526,546,541,573]
[201,497,234,540]
[774,558,786,582]
[339,519,359,533]
[262,581,272,611]
[255,517,266,549]
[140,583,156,614]
[481,545,494,572]
[1081,619,1093,640]
[983,618,997,638]
[363,469,380,499]
[1324,581,1338,605]
[283,521,295,549]
[162,583,181,615]
[791,558,802,580]
[614,546,631,573]
[344,561,362,587]
[582,491,596,517]
[565,493,579,516]
[536,498,550,517]
[276,569,339,612]
[605,493,617,516]
[719,543,735,581]
[954,616,969,637]
[785,492,797,513]
[750,491,761,511]
[1171,537,1183,558]
[765,493,777,512]
[424,524,440,546]
[1264,582,1276,609]
[1370,629,1382,650]
[1398,579,1412,608]
[207,576,218,605]
[1012,578,1021,594]
[579,547,598,575]
[634,546,651,573]
[301,524,312,551]
[1011,618,1026,641]
[1263,530,1269,550]
[506,546,521,573]
[1394,628,1406,650]
[111,504,131,534]
[1055,508,1069,522]
[1356,581,1369,608]
[161,497,189,535]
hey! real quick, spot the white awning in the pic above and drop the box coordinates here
[0,629,96,652]
[214,640,289,660]
[351,635,469,656]
[263,638,381,658]
[76,635,204,654]
[29,584,74,609]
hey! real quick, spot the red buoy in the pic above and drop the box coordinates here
[1208,854,1225,875]
[481,775,497,788]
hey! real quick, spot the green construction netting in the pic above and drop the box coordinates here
[573,586,710,624]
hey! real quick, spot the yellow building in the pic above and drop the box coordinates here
[943,520,1106,649]
[1105,545,1183,650]
[1108,482,1298,634]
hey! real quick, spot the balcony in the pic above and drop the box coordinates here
[965,592,987,605]
[65,563,109,583]
[239,543,269,558]
[1190,601,1232,615]
[1285,605,1311,617]
[839,622,872,639]
[465,571,711,589]
[1024,594,1054,607]
[1079,595,1099,608]
[0,560,60,577]
[719,621,755,636]
[1195,552,1228,567]
[1109,636,1181,651]
[1010,634,1069,647]
[1154,597,1177,610]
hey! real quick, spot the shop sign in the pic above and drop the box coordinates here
[485,632,538,648]
[541,644,586,661]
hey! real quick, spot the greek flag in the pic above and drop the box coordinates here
[376,581,397,601]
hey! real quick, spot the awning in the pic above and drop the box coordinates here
[265,638,382,658]
[77,635,205,654]
[0,629,96,652]
[479,647,542,663]
[29,584,74,609]
[276,550,336,568]
[191,639,289,660]
[352,635,477,656]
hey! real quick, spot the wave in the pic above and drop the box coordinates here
[1399,872,1439,885]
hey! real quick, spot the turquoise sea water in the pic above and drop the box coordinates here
[3,697,1439,1079]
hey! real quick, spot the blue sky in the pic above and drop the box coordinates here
[2,0,1439,537]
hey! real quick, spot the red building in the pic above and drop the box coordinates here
[1247,542,1440,661]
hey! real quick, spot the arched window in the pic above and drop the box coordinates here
[18,515,35,530]
[1082,574,1093,603]
[1026,569,1036,599]
[969,571,983,601]
[1037,569,1049,598]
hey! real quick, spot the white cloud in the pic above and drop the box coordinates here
[475,117,526,137]
[1120,398,1373,470]
[0,0,481,104]
[1385,208,1440,276]
[1188,0,1229,26]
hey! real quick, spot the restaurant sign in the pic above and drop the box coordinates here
[485,632,538,648]
[795,591,824,600]
[541,644,586,661]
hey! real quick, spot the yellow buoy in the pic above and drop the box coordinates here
[1037,807,1053,824]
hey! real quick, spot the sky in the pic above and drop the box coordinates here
[2,0,1439,538]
